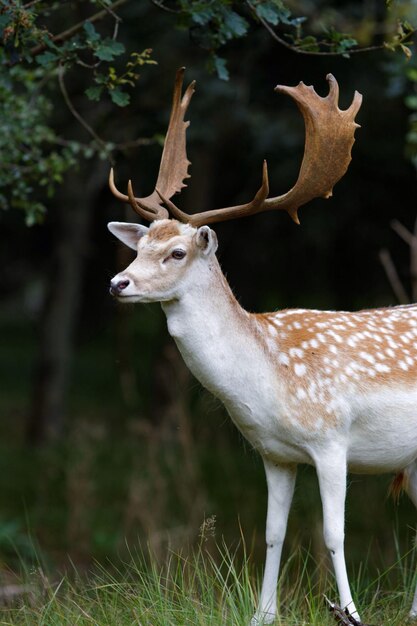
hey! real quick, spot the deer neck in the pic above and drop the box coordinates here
[162,257,244,346]
[161,257,270,404]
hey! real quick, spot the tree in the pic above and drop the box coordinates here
[1,1,414,224]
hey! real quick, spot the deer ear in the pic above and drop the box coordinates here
[107,222,148,250]
[195,226,218,255]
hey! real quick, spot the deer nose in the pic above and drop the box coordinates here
[110,278,130,296]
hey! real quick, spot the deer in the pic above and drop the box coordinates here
[107,68,417,626]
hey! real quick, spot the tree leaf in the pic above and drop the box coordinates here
[405,95,417,110]
[36,51,58,66]
[85,85,103,101]
[213,55,229,81]
[255,3,281,25]
[95,40,125,61]
[110,88,130,107]
[83,21,100,43]
[190,8,213,26]
[223,11,248,38]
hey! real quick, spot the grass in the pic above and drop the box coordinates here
[1,540,417,626]
[2,316,417,624]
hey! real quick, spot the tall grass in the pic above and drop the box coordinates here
[1,537,416,626]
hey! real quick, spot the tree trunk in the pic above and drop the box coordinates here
[27,163,107,444]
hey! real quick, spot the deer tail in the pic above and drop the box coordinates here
[389,471,408,503]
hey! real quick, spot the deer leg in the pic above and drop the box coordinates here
[315,451,360,622]
[251,461,297,626]
[402,462,417,619]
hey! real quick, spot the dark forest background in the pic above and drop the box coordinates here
[1,0,417,586]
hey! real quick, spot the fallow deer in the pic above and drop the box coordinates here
[107,69,417,625]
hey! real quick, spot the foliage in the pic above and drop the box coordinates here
[175,0,415,75]
[85,48,157,106]
[0,0,416,224]
[178,0,301,80]
[0,65,74,224]
[0,0,157,224]
[405,61,417,167]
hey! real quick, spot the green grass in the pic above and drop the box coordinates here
[2,316,417,624]
[1,542,417,626]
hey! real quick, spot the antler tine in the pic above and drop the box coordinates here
[108,168,166,221]
[154,187,190,223]
[127,180,160,222]
[108,67,195,222]
[109,168,128,202]
[156,160,270,227]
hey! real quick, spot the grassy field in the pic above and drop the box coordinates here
[2,318,417,624]
[1,540,417,626]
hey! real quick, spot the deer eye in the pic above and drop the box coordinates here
[171,249,186,260]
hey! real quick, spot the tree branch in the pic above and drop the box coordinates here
[52,136,156,151]
[29,0,129,58]
[391,218,415,245]
[379,248,410,304]
[23,0,43,8]
[57,69,157,159]
[246,0,386,57]
[58,65,114,164]
[148,0,181,13]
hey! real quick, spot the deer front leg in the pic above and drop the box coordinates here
[315,450,360,622]
[251,461,297,626]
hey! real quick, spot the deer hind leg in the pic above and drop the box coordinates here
[251,461,297,626]
[315,449,360,622]
[400,462,417,619]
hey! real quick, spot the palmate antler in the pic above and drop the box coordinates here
[110,70,362,226]
[109,67,196,221]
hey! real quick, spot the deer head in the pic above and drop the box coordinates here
[108,220,218,302]
[108,68,362,302]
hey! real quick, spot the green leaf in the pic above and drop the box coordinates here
[0,15,12,30]
[213,55,229,81]
[223,11,248,38]
[83,21,100,43]
[36,51,58,67]
[85,85,103,101]
[25,203,46,227]
[406,130,417,144]
[405,95,417,110]
[94,72,108,85]
[191,8,213,26]
[255,3,281,25]
[256,6,278,25]
[110,88,130,107]
[296,35,320,52]
[336,37,358,54]
[95,39,125,61]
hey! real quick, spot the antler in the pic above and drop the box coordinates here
[110,71,362,227]
[264,74,362,224]
[154,159,270,227]
[159,73,362,227]
[109,67,196,221]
